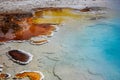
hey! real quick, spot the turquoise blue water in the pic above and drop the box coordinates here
[61,17,120,80]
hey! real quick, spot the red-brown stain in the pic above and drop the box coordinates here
[0,73,10,79]
[8,50,29,62]
[0,15,55,42]
[80,7,91,12]
[7,50,33,65]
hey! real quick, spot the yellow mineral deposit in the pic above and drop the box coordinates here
[32,8,82,24]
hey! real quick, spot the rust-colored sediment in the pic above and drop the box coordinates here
[0,73,10,79]
[8,50,29,62]
[14,23,56,40]
[0,16,56,42]
[7,49,33,65]
[15,71,44,80]
[0,7,81,43]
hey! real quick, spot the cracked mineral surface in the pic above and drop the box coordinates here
[0,0,119,80]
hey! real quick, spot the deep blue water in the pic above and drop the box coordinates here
[62,17,120,80]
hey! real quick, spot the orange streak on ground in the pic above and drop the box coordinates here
[15,71,44,80]
[14,23,55,40]
[0,73,10,79]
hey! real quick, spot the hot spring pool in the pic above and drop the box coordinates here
[60,17,120,80]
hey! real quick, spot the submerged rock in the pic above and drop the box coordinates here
[6,49,33,65]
